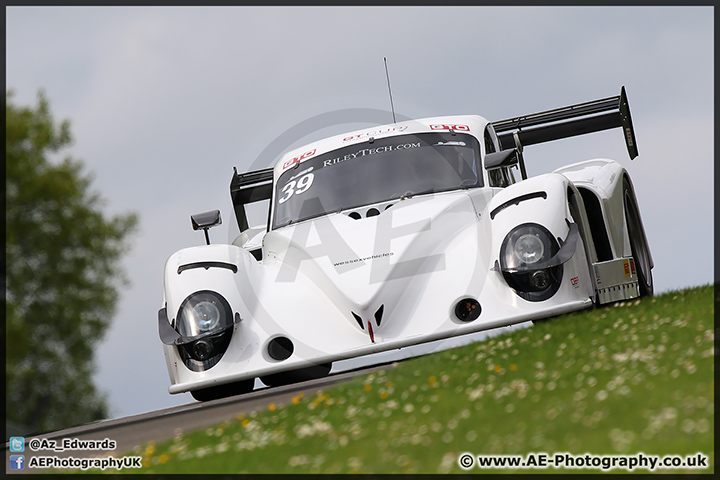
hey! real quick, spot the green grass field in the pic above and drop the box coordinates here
[121,285,714,474]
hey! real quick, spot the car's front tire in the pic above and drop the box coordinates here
[190,378,255,402]
[624,178,653,297]
[260,363,332,388]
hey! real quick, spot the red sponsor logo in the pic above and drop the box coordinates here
[430,124,470,131]
[570,276,580,287]
[282,149,316,170]
[342,126,407,142]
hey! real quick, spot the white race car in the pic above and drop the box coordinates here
[159,87,653,401]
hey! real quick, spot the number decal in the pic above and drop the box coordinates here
[279,181,296,204]
[278,173,315,204]
[295,173,314,195]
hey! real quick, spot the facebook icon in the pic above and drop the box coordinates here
[9,455,25,470]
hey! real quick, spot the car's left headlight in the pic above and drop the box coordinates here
[500,223,564,301]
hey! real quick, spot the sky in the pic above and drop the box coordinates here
[6,6,714,423]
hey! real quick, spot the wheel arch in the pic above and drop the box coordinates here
[621,173,655,271]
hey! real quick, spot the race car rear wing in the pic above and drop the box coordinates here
[492,86,638,160]
[230,167,273,232]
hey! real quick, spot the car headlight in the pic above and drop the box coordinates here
[175,291,235,371]
[180,297,222,336]
[177,291,232,337]
[513,233,545,265]
[500,223,563,302]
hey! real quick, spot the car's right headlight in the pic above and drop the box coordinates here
[175,291,235,372]
[177,292,226,337]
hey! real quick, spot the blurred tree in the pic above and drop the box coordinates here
[5,90,138,435]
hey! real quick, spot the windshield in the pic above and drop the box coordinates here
[272,132,482,229]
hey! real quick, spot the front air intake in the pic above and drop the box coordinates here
[267,336,294,361]
[454,298,481,322]
[374,305,385,326]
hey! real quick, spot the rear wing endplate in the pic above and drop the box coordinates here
[492,86,638,160]
[230,167,273,232]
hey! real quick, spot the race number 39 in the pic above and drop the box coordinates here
[279,173,315,204]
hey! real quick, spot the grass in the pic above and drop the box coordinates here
[117,285,714,474]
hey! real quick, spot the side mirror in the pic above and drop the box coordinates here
[191,209,222,245]
[484,148,519,171]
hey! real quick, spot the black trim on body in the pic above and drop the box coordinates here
[490,191,547,220]
[177,262,238,275]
